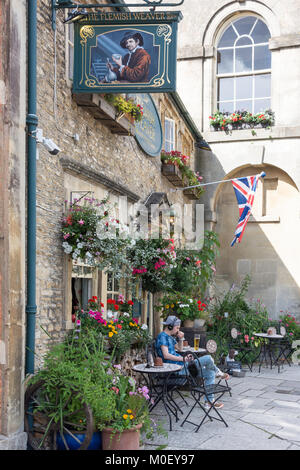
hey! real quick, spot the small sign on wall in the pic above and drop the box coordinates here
[73,11,182,94]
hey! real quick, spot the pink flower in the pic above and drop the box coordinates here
[78,219,84,225]
[63,233,70,239]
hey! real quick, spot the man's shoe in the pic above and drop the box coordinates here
[216,372,230,380]
[204,401,224,409]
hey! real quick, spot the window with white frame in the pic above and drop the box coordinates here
[164,117,176,152]
[216,16,271,114]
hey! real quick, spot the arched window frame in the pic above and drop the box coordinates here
[215,14,272,115]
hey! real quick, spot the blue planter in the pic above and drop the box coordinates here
[56,431,102,450]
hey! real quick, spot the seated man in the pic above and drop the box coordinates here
[155,315,229,409]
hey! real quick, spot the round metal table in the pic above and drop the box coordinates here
[132,363,183,431]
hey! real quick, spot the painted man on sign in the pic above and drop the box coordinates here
[107,31,151,83]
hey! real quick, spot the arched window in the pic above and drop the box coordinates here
[217,16,271,114]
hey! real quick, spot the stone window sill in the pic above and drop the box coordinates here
[248,215,280,223]
[72,93,135,136]
[203,126,300,143]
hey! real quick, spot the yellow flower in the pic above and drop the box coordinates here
[108,324,112,328]
[123,414,128,420]
[108,332,114,338]
[129,415,134,420]
[171,304,174,308]
[127,409,132,413]
[165,305,169,309]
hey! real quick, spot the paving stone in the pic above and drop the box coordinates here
[240,389,266,397]
[259,391,300,401]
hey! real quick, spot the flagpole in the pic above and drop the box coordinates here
[170,171,266,192]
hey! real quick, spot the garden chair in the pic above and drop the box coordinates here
[229,327,256,371]
[180,351,231,432]
[267,324,293,369]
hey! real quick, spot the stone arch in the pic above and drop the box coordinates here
[202,1,280,47]
[212,163,300,319]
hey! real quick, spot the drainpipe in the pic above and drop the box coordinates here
[25,0,38,376]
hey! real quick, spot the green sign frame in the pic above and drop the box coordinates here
[73,11,182,94]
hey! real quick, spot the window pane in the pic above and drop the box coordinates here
[236,75,253,100]
[254,74,271,98]
[234,16,256,36]
[235,47,252,72]
[252,19,271,44]
[165,120,171,141]
[69,23,74,43]
[236,37,252,47]
[236,100,253,112]
[218,25,237,47]
[254,45,271,70]
[218,102,234,114]
[217,49,233,74]
[254,99,271,113]
[218,77,234,101]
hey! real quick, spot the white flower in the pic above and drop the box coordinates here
[62,242,72,254]
[141,324,148,330]
[77,242,83,249]
[189,299,193,303]
[122,312,130,317]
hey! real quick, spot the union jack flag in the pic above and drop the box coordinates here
[231,172,266,246]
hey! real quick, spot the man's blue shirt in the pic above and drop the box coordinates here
[155,331,182,365]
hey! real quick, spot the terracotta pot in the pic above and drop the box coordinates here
[102,423,142,450]
[183,319,194,328]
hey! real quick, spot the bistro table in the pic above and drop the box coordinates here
[181,346,207,355]
[132,363,183,431]
[254,333,284,373]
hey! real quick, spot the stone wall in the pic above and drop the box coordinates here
[35,0,198,361]
[0,0,27,450]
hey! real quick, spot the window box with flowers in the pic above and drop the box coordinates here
[160,150,204,199]
[72,93,143,136]
[209,109,275,135]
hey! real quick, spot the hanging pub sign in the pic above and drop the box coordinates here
[127,93,163,156]
[73,10,183,94]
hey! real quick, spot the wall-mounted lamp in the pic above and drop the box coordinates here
[63,8,88,24]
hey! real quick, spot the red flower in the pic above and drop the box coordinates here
[114,305,119,311]
[107,299,116,304]
[127,300,134,306]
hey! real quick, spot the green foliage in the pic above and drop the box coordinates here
[104,94,143,122]
[129,238,176,293]
[206,276,269,361]
[209,109,275,132]
[166,231,220,297]
[160,150,204,198]
[28,329,117,429]
[156,291,208,323]
[279,312,300,340]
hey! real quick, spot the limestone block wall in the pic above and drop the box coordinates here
[0,0,27,449]
[34,0,198,362]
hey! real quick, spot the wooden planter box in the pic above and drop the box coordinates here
[183,186,202,200]
[161,163,184,187]
[72,93,135,136]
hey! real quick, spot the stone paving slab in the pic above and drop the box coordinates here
[144,364,300,450]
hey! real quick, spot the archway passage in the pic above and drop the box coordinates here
[213,164,300,319]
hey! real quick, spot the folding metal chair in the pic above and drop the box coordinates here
[180,351,231,432]
[229,327,257,371]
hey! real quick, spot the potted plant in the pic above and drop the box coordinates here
[156,292,208,328]
[78,295,152,361]
[209,109,275,133]
[25,328,117,450]
[100,367,166,450]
